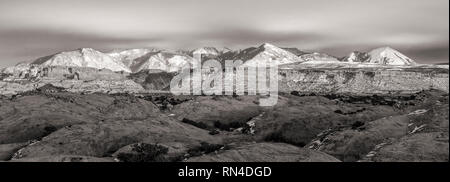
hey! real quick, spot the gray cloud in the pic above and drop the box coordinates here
[0,29,163,67]
[403,43,449,64]
[0,0,448,67]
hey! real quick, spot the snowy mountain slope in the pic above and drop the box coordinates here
[29,48,131,72]
[340,47,416,66]
[367,47,416,65]
[300,52,341,64]
[220,43,304,67]
[191,47,221,57]
[1,44,424,77]
[129,51,195,73]
[282,47,309,56]
[107,48,158,68]
[341,51,371,63]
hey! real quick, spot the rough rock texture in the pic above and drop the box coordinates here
[0,91,220,161]
[137,64,448,96]
[310,115,411,161]
[0,89,447,162]
[12,119,219,159]
[306,90,449,162]
[252,94,404,147]
[371,132,448,162]
[0,64,145,95]
[0,79,145,95]
[186,142,340,162]
[0,142,28,160]
[171,96,262,129]
[0,92,160,144]
[278,67,449,94]
[11,155,114,162]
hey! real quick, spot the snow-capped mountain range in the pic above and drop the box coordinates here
[217,43,305,66]
[107,48,159,68]
[190,47,221,57]
[300,52,341,64]
[129,51,195,73]
[341,47,416,65]
[31,48,131,72]
[3,43,420,74]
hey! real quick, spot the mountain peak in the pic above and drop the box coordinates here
[368,47,416,65]
[191,47,220,56]
[300,52,340,63]
[240,43,305,66]
[130,51,194,72]
[77,48,97,53]
[260,43,278,49]
[375,46,395,51]
[342,51,370,63]
[27,48,131,72]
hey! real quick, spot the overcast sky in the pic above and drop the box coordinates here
[0,0,448,67]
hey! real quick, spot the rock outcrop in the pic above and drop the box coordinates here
[278,67,449,94]
[186,142,340,162]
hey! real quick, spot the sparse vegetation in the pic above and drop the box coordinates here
[364,71,376,78]
[116,143,169,162]
[182,118,210,130]
[186,142,226,157]
[264,131,306,147]
[213,121,247,131]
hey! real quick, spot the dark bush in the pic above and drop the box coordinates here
[290,91,300,96]
[117,143,169,162]
[213,121,246,131]
[208,130,220,135]
[43,125,58,136]
[181,118,210,130]
[364,71,376,78]
[334,110,343,114]
[264,131,306,147]
[351,121,365,130]
[187,142,224,157]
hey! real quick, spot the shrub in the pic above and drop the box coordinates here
[187,142,225,157]
[181,118,210,130]
[117,143,169,162]
[208,130,220,135]
[364,71,376,78]
[213,121,246,131]
[351,121,365,130]
[290,91,301,96]
[264,131,306,147]
[43,125,58,136]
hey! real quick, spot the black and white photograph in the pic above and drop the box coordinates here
[0,0,448,174]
